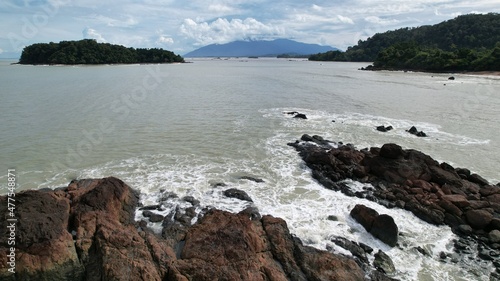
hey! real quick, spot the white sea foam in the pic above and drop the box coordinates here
[25,107,493,280]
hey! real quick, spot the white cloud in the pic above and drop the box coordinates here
[180,17,286,46]
[82,27,106,42]
[208,4,234,13]
[337,15,354,24]
[157,35,174,45]
[0,48,3,54]
[311,4,322,12]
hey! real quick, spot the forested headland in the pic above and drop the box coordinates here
[309,13,500,72]
[19,39,185,65]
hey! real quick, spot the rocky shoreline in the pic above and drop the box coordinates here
[0,177,380,281]
[1,136,498,280]
[288,134,500,279]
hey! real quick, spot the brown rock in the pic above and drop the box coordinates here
[177,210,364,281]
[177,210,282,280]
[465,209,494,229]
[0,191,83,281]
[486,194,500,204]
[469,200,491,209]
[480,185,500,197]
[379,143,405,159]
[350,204,379,231]
[438,199,463,217]
[410,188,425,195]
[294,241,365,281]
[405,200,445,225]
[0,178,366,281]
[303,147,335,165]
[429,166,461,186]
[468,173,489,186]
[440,184,452,195]
[441,194,470,208]
[412,180,433,191]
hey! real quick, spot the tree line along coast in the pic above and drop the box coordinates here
[309,13,500,73]
[17,13,499,72]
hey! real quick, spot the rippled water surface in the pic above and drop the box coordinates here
[1,58,500,280]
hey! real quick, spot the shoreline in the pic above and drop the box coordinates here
[360,65,500,76]
[1,137,499,280]
[288,135,500,276]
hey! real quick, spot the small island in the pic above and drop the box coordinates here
[309,13,500,73]
[18,39,184,65]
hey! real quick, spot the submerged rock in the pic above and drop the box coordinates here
[406,126,427,137]
[294,113,308,119]
[373,250,396,274]
[239,176,265,183]
[284,111,308,119]
[332,236,368,263]
[376,125,393,132]
[223,188,254,202]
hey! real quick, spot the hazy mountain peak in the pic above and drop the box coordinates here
[184,39,338,57]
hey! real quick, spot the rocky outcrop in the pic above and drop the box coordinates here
[223,188,254,202]
[350,204,399,247]
[239,176,265,183]
[376,125,393,132]
[288,135,500,265]
[0,177,365,281]
[284,111,308,119]
[406,126,427,137]
[373,250,396,274]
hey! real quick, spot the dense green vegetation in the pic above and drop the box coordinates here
[372,42,500,71]
[19,39,184,64]
[309,13,500,72]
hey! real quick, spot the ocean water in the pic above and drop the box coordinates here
[1,58,499,280]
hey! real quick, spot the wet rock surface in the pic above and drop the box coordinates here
[0,177,366,281]
[288,134,500,274]
[223,188,254,202]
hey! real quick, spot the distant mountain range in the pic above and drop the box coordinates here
[184,39,338,57]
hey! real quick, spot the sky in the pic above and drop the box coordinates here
[0,0,499,58]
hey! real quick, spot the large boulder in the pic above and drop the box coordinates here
[350,205,398,247]
[465,209,493,229]
[371,215,399,247]
[379,143,405,159]
[350,204,379,231]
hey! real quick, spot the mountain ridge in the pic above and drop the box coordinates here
[184,39,338,57]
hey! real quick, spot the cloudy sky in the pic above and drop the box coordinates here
[1,0,499,57]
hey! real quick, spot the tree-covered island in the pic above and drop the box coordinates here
[309,13,500,72]
[19,39,184,65]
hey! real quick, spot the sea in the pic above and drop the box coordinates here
[1,58,499,280]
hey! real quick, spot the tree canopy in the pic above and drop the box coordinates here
[309,13,500,72]
[19,39,184,65]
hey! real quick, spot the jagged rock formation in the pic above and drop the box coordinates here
[0,177,365,281]
[288,135,500,269]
